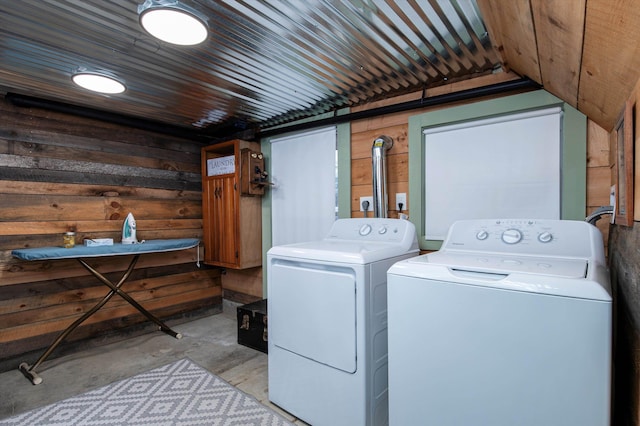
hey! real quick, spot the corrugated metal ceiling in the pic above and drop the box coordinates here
[0,0,500,137]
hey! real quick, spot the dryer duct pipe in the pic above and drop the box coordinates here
[372,135,393,218]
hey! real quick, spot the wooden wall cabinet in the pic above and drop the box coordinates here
[201,139,262,269]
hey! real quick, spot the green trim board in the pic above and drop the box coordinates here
[408,90,587,251]
[260,116,351,295]
[260,138,272,296]
[336,120,352,219]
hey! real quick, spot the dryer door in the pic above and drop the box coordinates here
[269,259,357,373]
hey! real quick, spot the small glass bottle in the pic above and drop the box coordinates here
[63,232,76,248]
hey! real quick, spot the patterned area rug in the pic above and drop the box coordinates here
[0,358,293,425]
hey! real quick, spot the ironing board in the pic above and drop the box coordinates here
[12,238,200,385]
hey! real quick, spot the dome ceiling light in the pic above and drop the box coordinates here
[72,72,126,94]
[138,0,208,46]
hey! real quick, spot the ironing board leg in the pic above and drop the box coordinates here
[19,255,180,385]
[77,258,183,340]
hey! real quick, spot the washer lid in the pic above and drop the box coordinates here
[390,252,611,301]
[416,252,588,279]
[268,239,417,264]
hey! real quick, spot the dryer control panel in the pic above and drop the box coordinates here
[326,218,418,246]
[441,219,604,261]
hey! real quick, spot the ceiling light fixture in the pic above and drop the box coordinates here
[138,0,209,46]
[71,72,126,94]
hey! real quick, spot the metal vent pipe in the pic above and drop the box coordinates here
[372,135,393,218]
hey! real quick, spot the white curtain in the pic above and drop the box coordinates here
[423,107,562,240]
[270,127,337,246]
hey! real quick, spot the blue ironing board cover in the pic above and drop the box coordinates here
[12,238,200,261]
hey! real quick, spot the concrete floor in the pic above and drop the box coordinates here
[0,302,307,425]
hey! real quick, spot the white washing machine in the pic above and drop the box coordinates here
[268,218,418,426]
[387,219,612,426]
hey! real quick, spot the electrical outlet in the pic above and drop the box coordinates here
[359,196,373,212]
[396,193,406,211]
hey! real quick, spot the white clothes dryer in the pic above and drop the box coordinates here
[387,219,612,426]
[268,218,418,426]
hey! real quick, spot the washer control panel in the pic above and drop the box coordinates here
[442,219,598,259]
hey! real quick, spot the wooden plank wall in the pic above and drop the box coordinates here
[0,97,222,368]
[608,75,640,426]
[221,268,263,304]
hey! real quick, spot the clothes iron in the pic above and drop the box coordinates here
[121,213,138,244]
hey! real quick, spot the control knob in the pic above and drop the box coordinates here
[501,228,523,244]
[359,224,372,236]
[476,230,489,240]
[538,231,553,243]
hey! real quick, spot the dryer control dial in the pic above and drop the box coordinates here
[501,228,523,244]
[538,231,553,243]
[378,226,388,235]
[359,224,372,236]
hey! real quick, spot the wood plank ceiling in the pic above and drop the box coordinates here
[477,0,640,131]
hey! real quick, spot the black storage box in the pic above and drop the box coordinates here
[237,299,268,353]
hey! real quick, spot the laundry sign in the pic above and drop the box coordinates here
[207,155,235,176]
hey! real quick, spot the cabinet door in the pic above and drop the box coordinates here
[205,175,238,266]
[215,175,238,265]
